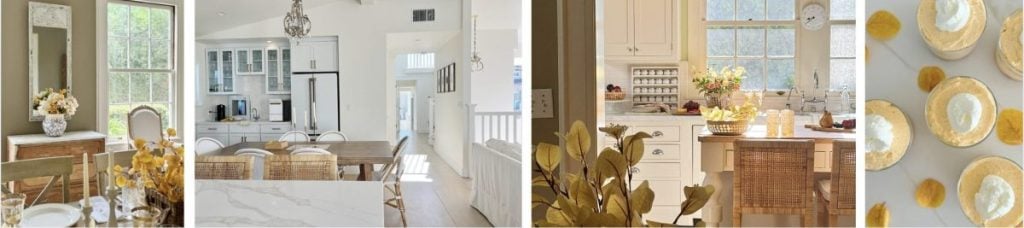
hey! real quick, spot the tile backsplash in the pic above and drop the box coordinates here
[195,75,291,122]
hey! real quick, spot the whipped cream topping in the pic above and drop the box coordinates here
[947,93,982,133]
[975,175,1015,221]
[935,0,972,32]
[866,114,894,153]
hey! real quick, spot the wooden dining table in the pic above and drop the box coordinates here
[207,141,394,181]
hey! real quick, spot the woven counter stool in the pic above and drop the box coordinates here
[733,139,815,227]
[816,139,855,226]
[196,156,254,180]
[264,155,339,181]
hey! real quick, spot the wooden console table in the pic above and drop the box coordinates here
[7,131,106,203]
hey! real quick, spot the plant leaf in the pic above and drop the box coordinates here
[565,121,592,161]
[569,175,597,209]
[555,195,578,222]
[596,148,628,181]
[602,178,623,204]
[535,143,561,172]
[532,175,549,187]
[866,202,890,227]
[631,180,655,214]
[603,193,628,224]
[581,213,623,227]
[533,193,550,209]
[546,200,573,226]
[599,125,627,140]
[623,132,652,166]
[680,185,715,215]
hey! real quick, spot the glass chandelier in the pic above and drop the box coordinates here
[470,15,484,72]
[283,0,311,40]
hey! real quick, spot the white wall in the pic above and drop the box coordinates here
[197,0,462,141]
[469,29,517,112]
[395,55,437,133]
[432,34,466,175]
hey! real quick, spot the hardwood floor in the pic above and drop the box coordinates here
[378,131,493,227]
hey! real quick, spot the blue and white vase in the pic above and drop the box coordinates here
[42,114,67,137]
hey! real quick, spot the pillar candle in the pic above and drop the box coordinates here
[82,153,90,207]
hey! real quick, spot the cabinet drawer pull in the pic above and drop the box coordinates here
[207,128,217,131]
[652,149,664,155]
[272,128,282,130]
[630,167,640,174]
[652,131,664,137]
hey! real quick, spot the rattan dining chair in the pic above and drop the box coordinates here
[196,137,226,156]
[196,156,254,180]
[94,150,136,194]
[0,156,73,207]
[264,155,339,180]
[316,131,349,142]
[377,136,411,226]
[816,140,855,226]
[279,131,311,142]
[733,139,815,227]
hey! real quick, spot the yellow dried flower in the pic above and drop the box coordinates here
[166,128,177,137]
[867,202,890,227]
[914,178,945,208]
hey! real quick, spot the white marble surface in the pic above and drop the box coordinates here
[866,0,1023,226]
[7,131,105,146]
[195,180,384,227]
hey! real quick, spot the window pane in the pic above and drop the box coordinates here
[152,73,170,102]
[129,6,150,38]
[737,0,764,21]
[767,26,795,57]
[149,103,171,129]
[830,24,855,57]
[707,27,735,57]
[707,58,735,71]
[737,26,764,57]
[108,37,129,69]
[108,104,130,138]
[767,59,795,90]
[129,38,150,69]
[109,72,129,103]
[706,0,735,21]
[150,8,171,40]
[737,59,764,90]
[130,72,151,102]
[151,40,170,69]
[766,0,795,20]
[108,4,129,37]
[830,0,855,20]
[830,59,855,90]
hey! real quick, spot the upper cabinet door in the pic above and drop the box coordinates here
[236,49,250,74]
[207,50,221,93]
[311,41,338,71]
[250,48,265,74]
[633,0,674,56]
[266,48,281,93]
[291,42,315,72]
[221,50,235,93]
[604,0,634,57]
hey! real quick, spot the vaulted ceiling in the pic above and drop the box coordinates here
[195,0,338,36]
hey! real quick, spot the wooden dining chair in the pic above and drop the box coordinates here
[816,140,855,227]
[733,139,815,227]
[264,155,339,181]
[196,156,254,180]
[127,105,164,148]
[377,136,411,226]
[315,131,349,142]
[94,150,136,194]
[0,156,73,207]
[279,131,311,142]
[196,137,226,156]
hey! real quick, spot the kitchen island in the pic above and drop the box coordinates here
[697,125,854,227]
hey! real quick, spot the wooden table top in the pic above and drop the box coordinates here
[209,141,394,164]
[698,124,855,143]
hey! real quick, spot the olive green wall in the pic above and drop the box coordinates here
[2,0,98,161]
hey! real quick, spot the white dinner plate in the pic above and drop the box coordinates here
[20,203,80,227]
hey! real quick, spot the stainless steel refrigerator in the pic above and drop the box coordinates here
[290,73,340,136]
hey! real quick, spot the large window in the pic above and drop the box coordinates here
[406,53,435,70]
[107,1,175,140]
[706,0,797,91]
[829,0,855,91]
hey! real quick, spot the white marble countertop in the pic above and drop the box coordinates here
[866,0,1023,226]
[195,180,384,227]
[7,131,105,146]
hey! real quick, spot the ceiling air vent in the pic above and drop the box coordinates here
[413,9,435,22]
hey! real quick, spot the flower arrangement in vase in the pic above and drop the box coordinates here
[691,66,745,109]
[112,128,185,226]
[31,88,79,137]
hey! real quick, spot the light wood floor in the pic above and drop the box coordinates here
[379,131,493,227]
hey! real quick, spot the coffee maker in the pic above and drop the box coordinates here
[215,104,227,121]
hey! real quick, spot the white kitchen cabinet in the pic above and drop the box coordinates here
[291,39,338,72]
[603,0,677,60]
[206,49,237,94]
[196,122,295,146]
[235,48,266,75]
[266,48,292,94]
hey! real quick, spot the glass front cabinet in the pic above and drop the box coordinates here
[266,48,292,94]
[206,49,236,94]
[236,48,265,75]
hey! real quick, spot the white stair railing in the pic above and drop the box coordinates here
[466,104,522,144]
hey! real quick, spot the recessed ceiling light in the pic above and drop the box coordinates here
[267,40,273,43]
[217,11,226,17]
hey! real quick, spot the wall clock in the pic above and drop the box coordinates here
[801,3,826,31]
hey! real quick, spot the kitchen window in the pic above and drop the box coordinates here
[705,0,797,91]
[829,0,855,91]
[106,1,175,140]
